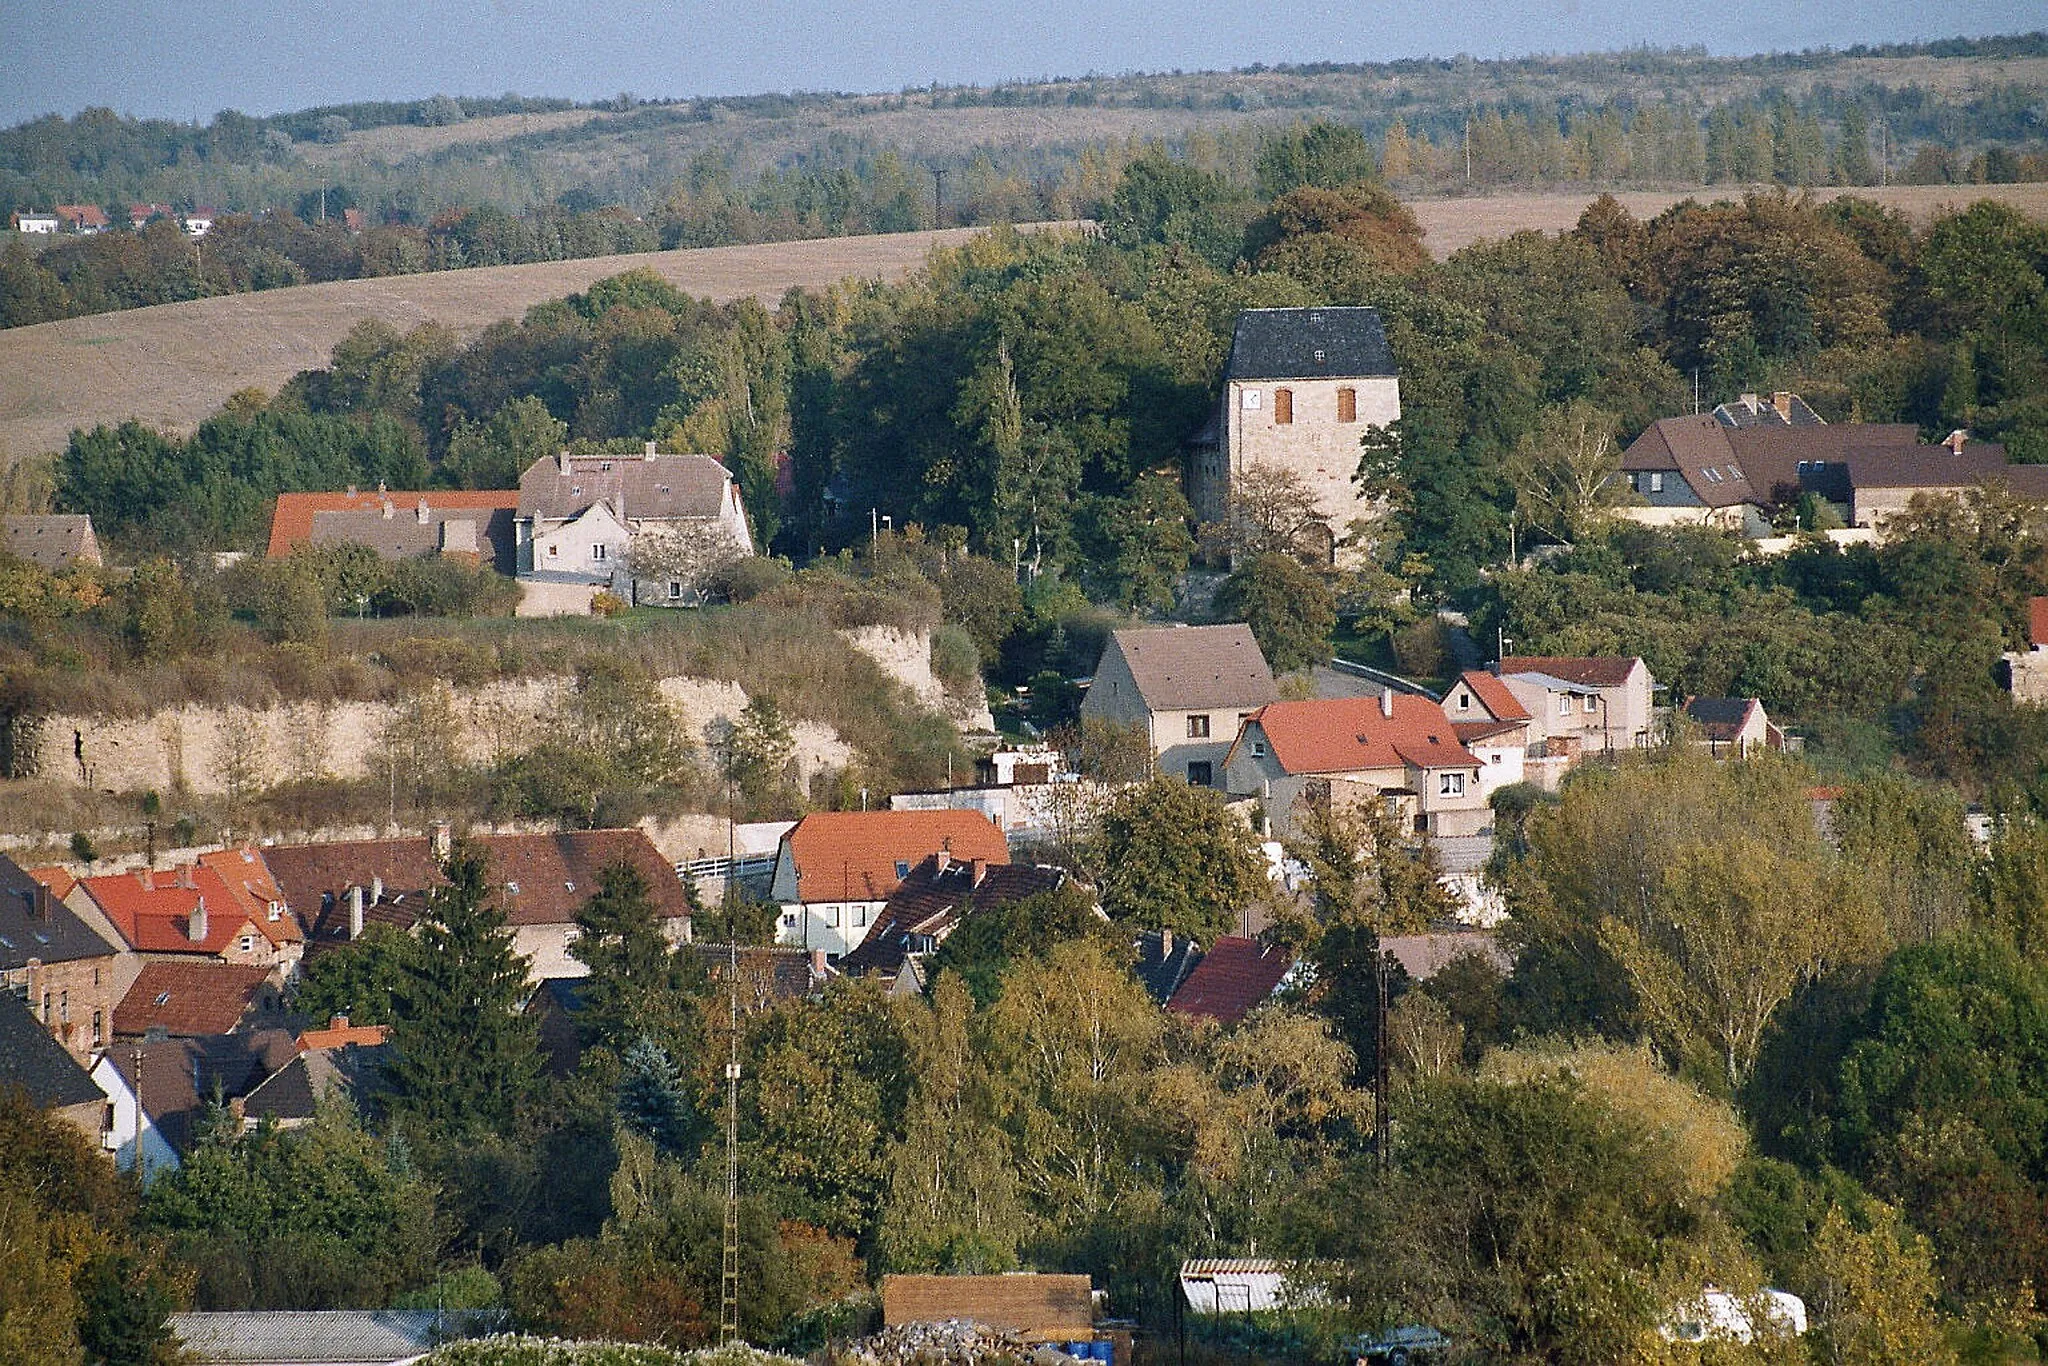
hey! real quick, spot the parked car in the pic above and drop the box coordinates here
[1346,1325,1450,1365]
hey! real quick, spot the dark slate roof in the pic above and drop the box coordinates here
[0,991,103,1109]
[0,852,122,970]
[1497,656,1641,689]
[1712,393,1826,428]
[1166,936,1294,1024]
[1224,307,1397,381]
[693,944,827,1009]
[1844,441,2009,490]
[1133,930,1204,1005]
[1620,417,1928,509]
[840,858,1067,978]
[240,1043,386,1126]
[105,1031,295,1153]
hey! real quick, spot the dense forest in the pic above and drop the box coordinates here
[4,34,2048,329]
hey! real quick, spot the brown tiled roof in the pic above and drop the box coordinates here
[2031,597,2048,650]
[1498,656,1641,688]
[783,811,1009,904]
[1621,418,1924,509]
[841,857,1066,977]
[1844,442,2008,490]
[296,1019,391,1052]
[1381,931,1512,980]
[881,1274,1095,1338]
[692,945,827,1009]
[1684,697,1761,742]
[267,830,691,940]
[105,1031,295,1153]
[518,449,737,522]
[267,490,520,571]
[1452,719,1526,744]
[1166,935,1294,1024]
[1246,696,1481,778]
[3,515,100,570]
[114,962,280,1038]
[1449,670,1529,723]
[1107,624,1279,713]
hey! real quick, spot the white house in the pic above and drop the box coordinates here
[516,444,753,610]
[769,810,1009,959]
[90,1052,183,1183]
[11,211,59,234]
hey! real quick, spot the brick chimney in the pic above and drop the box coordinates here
[1772,391,1793,421]
[809,948,828,980]
[968,858,987,886]
[1946,429,1968,454]
[31,883,51,921]
[188,895,208,943]
[329,1014,349,1031]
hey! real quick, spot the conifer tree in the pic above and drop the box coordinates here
[570,861,700,1053]
[386,841,540,1140]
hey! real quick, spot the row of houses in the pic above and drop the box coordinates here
[11,204,221,236]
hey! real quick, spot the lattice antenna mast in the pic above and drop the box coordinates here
[720,941,742,1345]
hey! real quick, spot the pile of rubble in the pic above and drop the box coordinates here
[835,1320,1076,1366]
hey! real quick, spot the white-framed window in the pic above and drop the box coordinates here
[1649,471,1664,493]
[782,911,798,928]
[1440,772,1466,796]
[1584,696,1598,713]
[563,928,581,951]
[825,905,842,928]
[238,934,255,953]
[591,543,608,562]
[1187,714,1211,739]
[1242,389,1262,411]
[1457,691,1471,711]
[667,580,684,600]
[1557,695,1572,717]
[1251,740,1267,758]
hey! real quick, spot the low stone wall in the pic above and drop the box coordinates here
[36,674,853,799]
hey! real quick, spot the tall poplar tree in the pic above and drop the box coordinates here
[386,841,540,1140]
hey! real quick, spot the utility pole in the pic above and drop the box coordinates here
[932,166,947,227]
[1373,940,1391,1173]
[1464,110,1473,184]
[720,941,742,1345]
[132,1044,146,1184]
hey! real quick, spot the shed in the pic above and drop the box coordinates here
[881,1274,1096,1342]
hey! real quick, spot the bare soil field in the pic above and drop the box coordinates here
[1408,182,2048,258]
[0,223,1080,461]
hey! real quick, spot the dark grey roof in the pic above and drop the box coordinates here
[240,1044,385,1125]
[0,991,103,1109]
[105,1031,294,1153]
[169,1310,499,1364]
[1133,930,1204,1005]
[1107,624,1280,713]
[2,515,99,570]
[0,853,121,970]
[518,449,737,523]
[1224,307,1396,381]
[307,505,517,575]
[1712,393,1826,428]
[841,858,1067,978]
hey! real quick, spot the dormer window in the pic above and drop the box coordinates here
[571,484,583,495]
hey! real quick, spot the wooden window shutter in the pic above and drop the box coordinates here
[1337,387,1357,422]
[1274,388,1293,424]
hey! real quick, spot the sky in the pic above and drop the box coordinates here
[1,0,2042,126]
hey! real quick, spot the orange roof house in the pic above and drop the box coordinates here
[76,865,275,963]
[769,811,1010,960]
[266,489,521,573]
[198,847,302,951]
[113,961,282,1038]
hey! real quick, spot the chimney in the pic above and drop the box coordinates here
[415,497,430,525]
[557,450,573,476]
[1772,391,1792,421]
[188,895,208,943]
[347,885,364,940]
[346,483,358,497]
[968,857,987,885]
[377,479,387,495]
[370,875,383,905]
[178,865,195,890]
[1380,690,1396,719]
[933,849,951,872]
[329,1014,349,1031]
[1160,927,1173,957]
[431,821,452,859]
[644,440,658,456]
[31,883,51,921]
[809,948,828,980]
[380,498,394,520]
[1947,429,1968,454]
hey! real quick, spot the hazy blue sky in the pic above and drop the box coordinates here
[2,0,2042,125]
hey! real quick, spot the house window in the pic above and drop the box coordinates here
[894,860,911,878]
[564,928,581,951]
[239,934,255,953]
[782,912,798,928]
[1313,349,1326,364]
[1251,740,1267,758]
[1337,387,1357,422]
[825,905,842,928]
[1649,472,1664,493]
[91,1010,103,1046]
[58,990,68,1022]
[668,581,684,600]
[1188,761,1214,787]
[1242,389,1262,411]
[599,461,613,471]
[1584,696,1599,714]
[591,543,609,562]
[1456,691,1471,711]
[1187,714,1211,739]
[1440,772,1465,796]
[547,544,560,558]
[1489,753,1502,765]
[1273,388,1293,424]
[267,902,282,921]
[1557,695,1572,717]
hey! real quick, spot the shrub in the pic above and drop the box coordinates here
[69,831,96,862]
[929,624,980,697]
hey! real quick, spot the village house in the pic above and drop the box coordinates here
[183,207,217,237]
[838,853,1070,992]
[2005,597,2048,705]
[1166,935,1295,1026]
[770,810,1010,960]
[3,514,103,570]
[1187,306,1401,565]
[0,991,109,1147]
[1439,670,1532,799]
[264,827,691,982]
[240,1017,390,1132]
[93,1031,296,1181]
[515,444,753,613]
[112,961,285,1039]
[0,854,123,1063]
[267,488,520,574]
[53,204,110,233]
[1682,697,1785,757]
[1494,655,1658,771]
[71,863,288,987]
[1224,694,1492,839]
[127,202,176,230]
[11,210,60,234]
[1081,623,1279,788]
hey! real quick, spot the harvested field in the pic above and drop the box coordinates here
[1408,182,2048,258]
[0,223,1081,461]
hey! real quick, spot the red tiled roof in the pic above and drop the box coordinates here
[264,829,691,933]
[297,1019,391,1052]
[1498,656,1641,688]
[1449,670,1529,722]
[199,847,301,946]
[266,489,520,558]
[82,865,261,955]
[54,204,109,228]
[113,961,278,1037]
[1247,695,1482,777]
[784,811,1009,904]
[1167,935,1294,1024]
[26,866,76,899]
[2033,598,2048,651]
